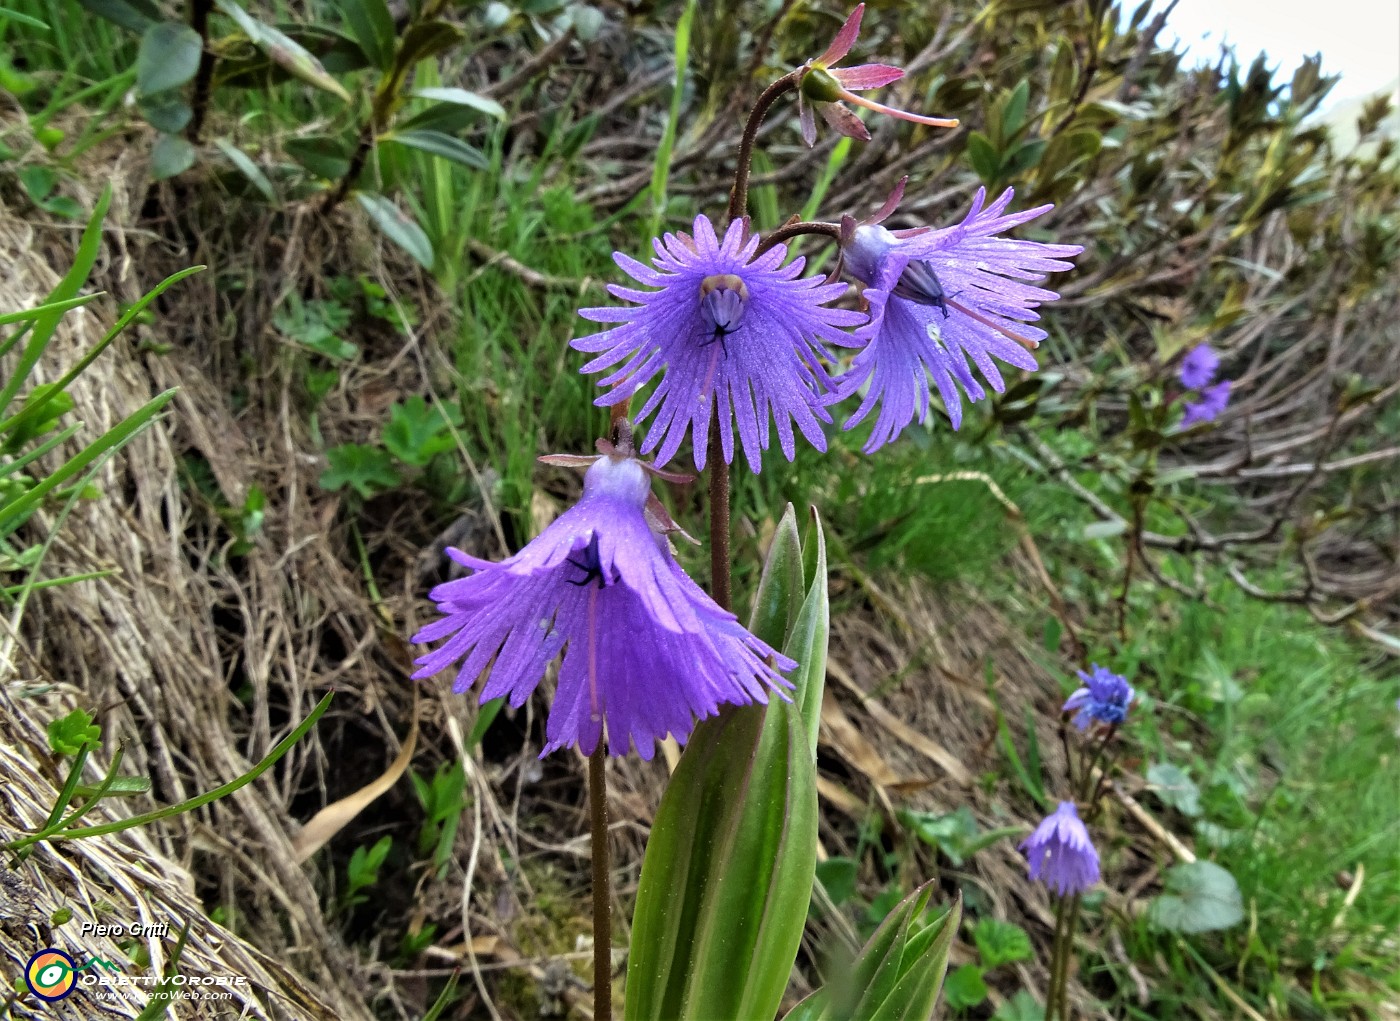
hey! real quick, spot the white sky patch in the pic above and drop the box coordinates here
[1145,0,1400,105]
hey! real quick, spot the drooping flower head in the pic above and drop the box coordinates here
[796,4,959,146]
[1177,343,1220,390]
[831,187,1083,452]
[1021,802,1100,896]
[412,442,794,758]
[574,214,866,473]
[1063,664,1135,730]
[1180,379,1231,428]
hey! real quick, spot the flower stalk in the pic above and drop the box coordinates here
[728,70,801,223]
[589,746,612,1021]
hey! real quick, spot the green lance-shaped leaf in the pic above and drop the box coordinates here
[625,515,827,1020]
[625,700,817,1021]
[340,0,396,72]
[356,193,434,270]
[381,129,488,170]
[786,507,828,756]
[748,504,805,650]
[785,884,961,1021]
[216,0,352,102]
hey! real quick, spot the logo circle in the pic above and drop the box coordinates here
[25,949,77,1001]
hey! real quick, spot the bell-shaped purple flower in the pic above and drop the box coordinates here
[412,451,794,759]
[1063,664,1134,730]
[1177,343,1220,390]
[1021,802,1100,896]
[1180,379,1231,428]
[574,214,866,473]
[830,188,1083,453]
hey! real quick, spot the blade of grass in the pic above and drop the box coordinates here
[648,0,695,236]
[6,692,334,848]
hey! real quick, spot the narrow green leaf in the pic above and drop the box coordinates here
[356,193,434,269]
[625,701,817,1021]
[286,135,352,180]
[748,504,803,649]
[42,745,92,831]
[781,991,830,1021]
[137,22,202,96]
[0,294,99,327]
[216,0,352,102]
[0,389,177,537]
[213,139,276,202]
[151,133,195,179]
[965,131,1002,185]
[648,0,694,235]
[75,0,159,33]
[860,889,961,1021]
[73,775,151,798]
[0,266,203,439]
[341,0,396,71]
[785,507,828,756]
[383,129,487,170]
[10,693,334,847]
[395,19,464,67]
[0,186,110,415]
[0,7,50,30]
[1001,78,1031,140]
[411,86,505,120]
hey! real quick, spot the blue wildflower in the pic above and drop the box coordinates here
[1021,802,1100,896]
[1177,344,1220,390]
[830,188,1082,452]
[574,214,866,473]
[1180,379,1231,428]
[413,448,793,758]
[1063,664,1134,730]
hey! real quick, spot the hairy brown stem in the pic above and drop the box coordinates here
[588,747,612,1021]
[754,220,842,257]
[186,0,216,142]
[728,70,801,223]
[707,407,731,612]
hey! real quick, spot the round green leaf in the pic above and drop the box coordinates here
[1148,861,1244,933]
[150,134,196,180]
[137,21,202,96]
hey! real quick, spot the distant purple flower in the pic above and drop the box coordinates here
[1178,344,1220,390]
[830,188,1082,452]
[1063,664,1134,730]
[1021,802,1100,896]
[796,4,958,146]
[574,215,866,473]
[1180,379,1231,428]
[412,451,793,758]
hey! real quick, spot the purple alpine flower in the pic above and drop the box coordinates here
[1063,664,1134,730]
[795,4,958,147]
[1180,379,1231,428]
[830,187,1082,452]
[412,447,794,759]
[1177,343,1220,390]
[574,214,866,473]
[1021,802,1100,896]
